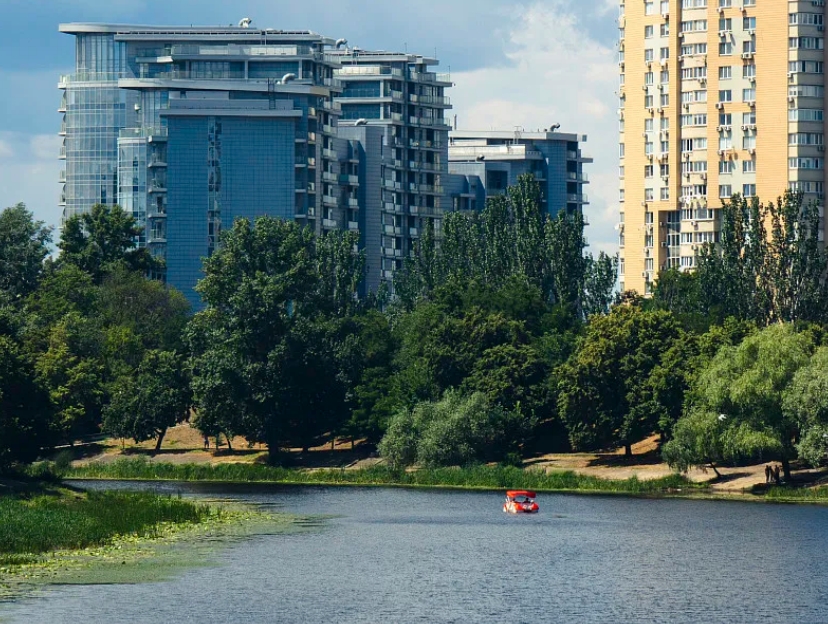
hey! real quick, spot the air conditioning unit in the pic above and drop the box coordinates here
[716,102,724,109]
[748,76,756,83]
[647,107,655,113]
[717,125,724,131]
[700,78,707,85]
[741,52,754,59]
[661,241,668,247]
[747,29,755,36]
[788,95,796,102]
[642,85,649,91]
[642,132,649,138]
[641,201,648,207]
[819,145,826,152]
[692,244,698,250]
[717,6,724,12]
[691,220,697,226]
[741,125,747,131]
[819,25,825,32]
[748,148,755,155]
[718,150,725,156]
[657,107,664,114]
[701,173,708,180]
[718,30,727,37]
[658,84,664,91]
[747,100,756,107]
[683,103,690,110]
[642,272,648,278]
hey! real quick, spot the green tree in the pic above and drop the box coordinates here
[378,391,527,468]
[676,324,813,479]
[58,204,157,282]
[0,335,54,471]
[34,313,106,442]
[96,267,190,352]
[188,217,364,459]
[103,351,192,451]
[0,203,52,300]
[557,305,681,455]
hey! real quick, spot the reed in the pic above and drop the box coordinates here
[0,491,212,558]
[66,458,694,494]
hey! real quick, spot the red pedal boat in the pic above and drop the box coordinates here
[503,490,539,514]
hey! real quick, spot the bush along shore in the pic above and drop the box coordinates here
[65,457,697,495]
[0,485,307,600]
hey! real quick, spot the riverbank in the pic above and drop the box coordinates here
[65,456,699,494]
[60,456,828,504]
[0,484,309,601]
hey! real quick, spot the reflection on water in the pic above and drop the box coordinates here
[3,481,828,624]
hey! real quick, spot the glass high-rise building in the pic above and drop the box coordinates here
[330,50,453,291]
[59,22,343,306]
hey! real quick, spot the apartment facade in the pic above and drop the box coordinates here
[330,50,453,291]
[618,0,824,295]
[447,130,591,216]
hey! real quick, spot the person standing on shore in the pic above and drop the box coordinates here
[773,464,782,485]
[765,465,772,484]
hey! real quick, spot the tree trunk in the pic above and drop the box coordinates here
[624,443,632,457]
[351,438,355,451]
[154,428,167,454]
[781,458,791,482]
[710,463,722,479]
[331,438,335,450]
[226,435,233,452]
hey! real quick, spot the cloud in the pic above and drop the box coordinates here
[30,134,62,161]
[451,0,619,255]
[0,132,62,228]
[0,140,13,158]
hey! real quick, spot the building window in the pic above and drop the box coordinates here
[645,164,654,178]
[719,184,732,198]
[719,89,732,102]
[743,159,756,173]
[743,184,756,197]
[645,25,654,38]
[645,188,654,201]
[719,66,732,80]
[661,187,670,200]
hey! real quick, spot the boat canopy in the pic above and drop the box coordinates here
[506,490,536,499]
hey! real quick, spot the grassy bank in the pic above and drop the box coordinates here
[764,485,828,503]
[0,490,211,562]
[65,457,695,495]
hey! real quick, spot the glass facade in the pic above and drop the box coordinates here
[61,35,135,219]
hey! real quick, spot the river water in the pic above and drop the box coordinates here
[2,481,828,623]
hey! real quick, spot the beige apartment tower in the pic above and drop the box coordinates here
[618,0,826,294]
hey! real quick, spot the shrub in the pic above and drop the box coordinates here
[378,391,529,468]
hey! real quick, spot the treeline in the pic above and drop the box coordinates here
[4,180,828,478]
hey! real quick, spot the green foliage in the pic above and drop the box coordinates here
[668,324,813,476]
[103,351,192,449]
[394,174,616,318]
[796,425,828,468]
[557,305,681,454]
[0,336,54,471]
[0,203,52,300]
[695,192,828,326]
[378,391,530,468]
[58,204,159,283]
[0,492,210,556]
[189,217,364,455]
